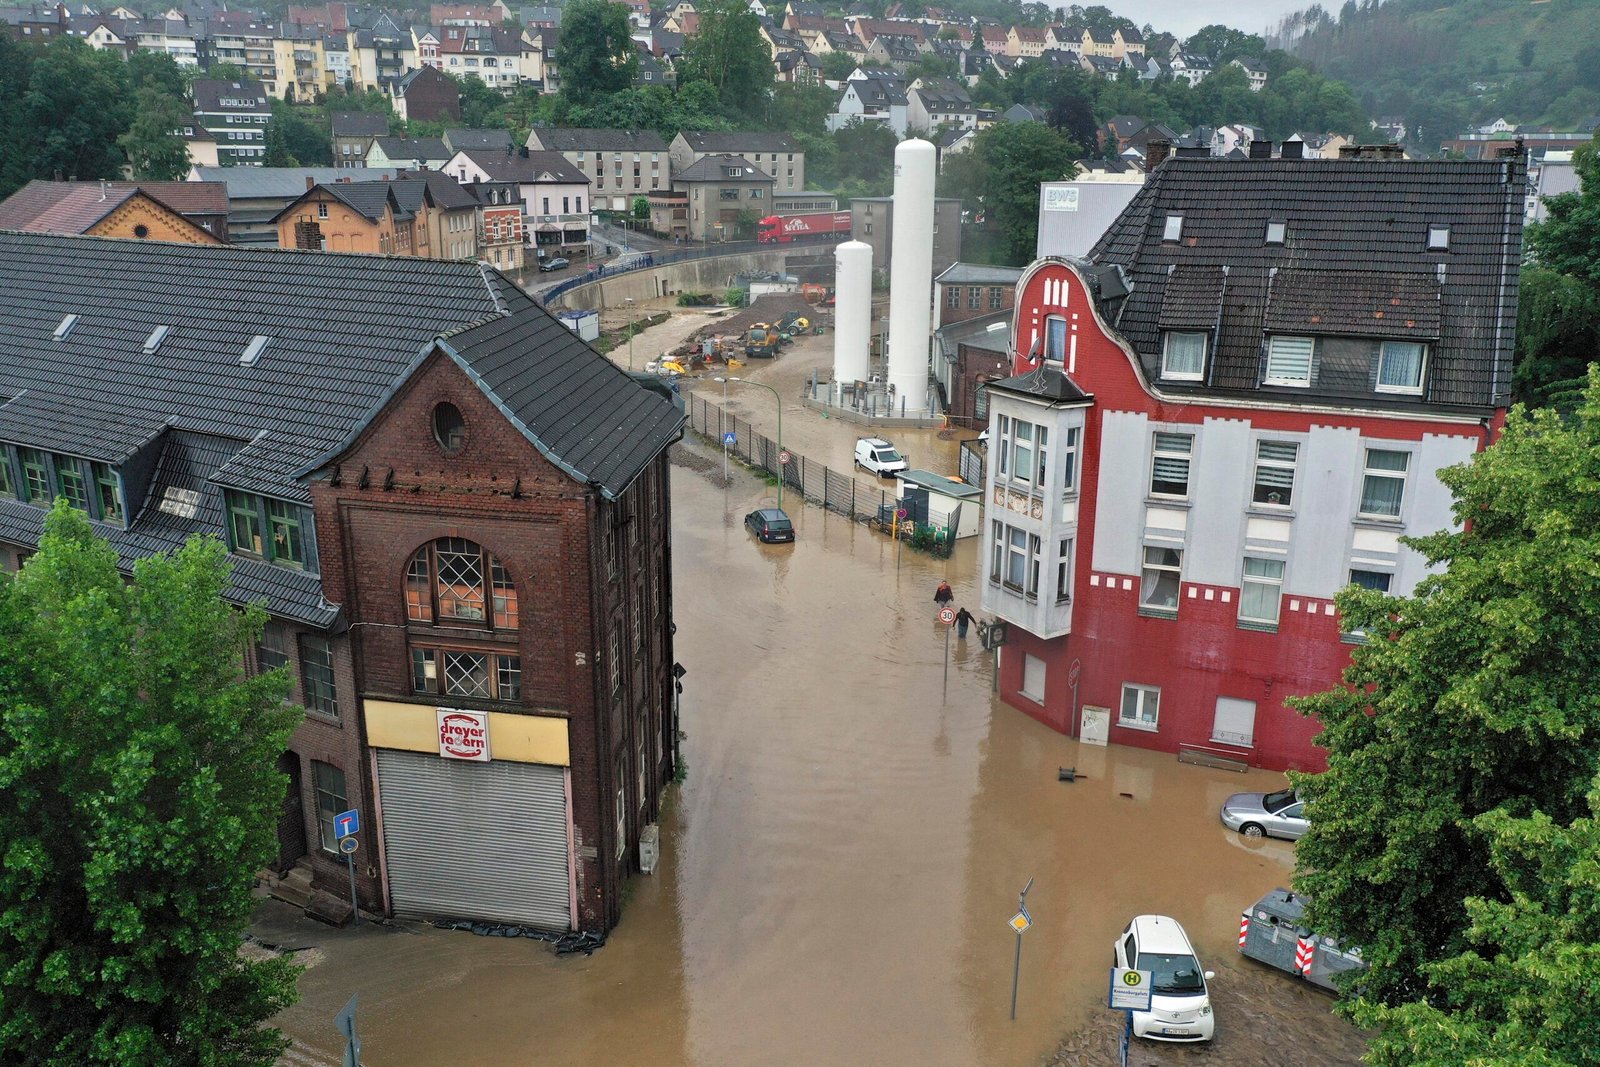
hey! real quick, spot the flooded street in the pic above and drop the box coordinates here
[269,429,1363,1066]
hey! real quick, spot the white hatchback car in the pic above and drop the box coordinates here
[1112,915,1216,1042]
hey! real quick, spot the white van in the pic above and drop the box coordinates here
[854,437,909,476]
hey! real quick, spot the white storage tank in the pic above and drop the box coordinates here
[887,138,935,414]
[833,240,873,386]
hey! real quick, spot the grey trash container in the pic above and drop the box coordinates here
[1239,888,1365,992]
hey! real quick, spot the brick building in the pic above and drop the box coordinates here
[0,233,685,932]
[979,155,1524,771]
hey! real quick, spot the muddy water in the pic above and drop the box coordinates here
[272,440,1330,1067]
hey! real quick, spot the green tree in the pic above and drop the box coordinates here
[765,82,836,137]
[0,503,301,1064]
[972,121,1077,263]
[678,0,773,121]
[819,51,857,82]
[204,61,250,82]
[557,0,637,104]
[1527,135,1600,284]
[0,33,40,196]
[127,50,190,99]
[119,87,194,180]
[1516,135,1600,405]
[1351,777,1600,1066]
[1290,373,1600,1010]
[451,72,508,128]
[632,195,650,219]
[11,39,133,189]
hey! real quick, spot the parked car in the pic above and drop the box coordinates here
[744,507,795,544]
[539,257,570,272]
[1220,787,1308,840]
[1112,915,1216,1043]
[854,437,909,476]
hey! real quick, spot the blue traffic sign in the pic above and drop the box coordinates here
[723,431,737,445]
[334,809,360,839]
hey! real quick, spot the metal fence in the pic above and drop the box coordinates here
[685,393,886,521]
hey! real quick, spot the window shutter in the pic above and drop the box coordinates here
[1265,336,1314,383]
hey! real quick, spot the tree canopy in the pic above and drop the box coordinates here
[1290,372,1600,1018]
[0,503,302,1064]
[938,121,1078,264]
[1516,134,1600,406]
[677,0,772,122]
[557,0,637,104]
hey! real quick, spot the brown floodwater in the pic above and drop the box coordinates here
[271,439,1331,1067]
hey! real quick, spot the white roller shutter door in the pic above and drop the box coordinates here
[376,750,571,931]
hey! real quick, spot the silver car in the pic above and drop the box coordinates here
[1220,787,1308,840]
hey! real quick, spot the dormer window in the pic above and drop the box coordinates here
[1376,341,1426,394]
[1264,335,1314,387]
[1162,214,1183,242]
[1427,223,1450,251]
[225,489,316,571]
[1160,331,1206,380]
[1265,220,1285,245]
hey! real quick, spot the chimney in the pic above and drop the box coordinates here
[1338,144,1361,159]
[305,175,316,190]
[1144,139,1170,172]
[518,145,529,158]
[1248,139,1272,159]
[1379,143,1405,160]
[99,179,107,201]
[1280,139,1304,160]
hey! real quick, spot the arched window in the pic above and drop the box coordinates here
[405,538,518,629]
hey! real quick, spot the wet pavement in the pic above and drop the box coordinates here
[266,433,1365,1066]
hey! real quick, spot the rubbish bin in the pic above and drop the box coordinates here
[1239,888,1365,992]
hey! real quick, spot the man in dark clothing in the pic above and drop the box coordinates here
[934,580,953,606]
[955,606,974,638]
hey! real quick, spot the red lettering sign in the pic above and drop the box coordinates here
[437,709,491,761]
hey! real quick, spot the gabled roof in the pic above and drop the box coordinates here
[0,233,684,623]
[679,130,800,154]
[371,136,451,161]
[936,261,1023,286]
[530,128,670,153]
[455,149,589,183]
[443,128,512,153]
[1088,157,1525,411]
[332,110,390,137]
[674,155,775,182]
[1082,26,1112,42]
[192,166,405,199]
[0,181,220,239]
[191,78,270,114]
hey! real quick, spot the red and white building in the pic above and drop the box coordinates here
[980,153,1525,771]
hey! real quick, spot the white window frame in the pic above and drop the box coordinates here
[1376,341,1427,395]
[1264,219,1285,244]
[1021,653,1045,702]
[1061,426,1079,493]
[1264,335,1314,387]
[1160,331,1206,381]
[1119,683,1160,731]
[1342,568,1394,641]
[1211,697,1256,747]
[1044,315,1067,362]
[1162,214,1183,241]
[1055,537,1072,603]
[1427,223,1449,251]
[1359,448,1410,519]
[1251,440,1298,508]
[1139,545,1182,614]
[1149,432,1193,499]
[1238,556,1285,626]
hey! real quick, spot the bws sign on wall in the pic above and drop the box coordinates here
[437,709,491,761]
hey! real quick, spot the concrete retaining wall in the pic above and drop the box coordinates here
[543,250,799,311]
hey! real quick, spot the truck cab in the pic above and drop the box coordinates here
[854,437,908,476]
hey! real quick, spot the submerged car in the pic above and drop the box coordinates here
[1220,787,1308,840]
[744,507,794,544]
[1112,915,1216,1042]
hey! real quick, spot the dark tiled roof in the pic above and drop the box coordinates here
[987,365,1092,403]
[674,155,774,182]
[443,128,513,153]
[0,181,136,233]
[1089,157,1524,410]
[1263,269,1440,340]
[371,136,451,161]
[1156,265,1224,330]
[679,130,799,154]
[105,181,229,217]
[191,78,270,113]
[458,149,589,184]
[332,110,390,137]
[936,262,1023,285]
[530,128,670,155]
[0,233,684,621]
[322,181,405,222]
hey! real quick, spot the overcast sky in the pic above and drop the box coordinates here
[1118,0,1311,40]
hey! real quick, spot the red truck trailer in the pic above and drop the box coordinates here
[756,211,853,243]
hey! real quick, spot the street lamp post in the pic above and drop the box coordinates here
[729,376,782,510]
[712,376,730,485]
[625,296,636,371]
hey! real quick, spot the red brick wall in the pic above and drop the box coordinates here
[938,281,1015,327]
[309,348,674,933]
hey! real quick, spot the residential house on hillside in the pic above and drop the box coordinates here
[1113,26,1143,58]
[434,23,534,88]
[389,63,460,123]
[671,155,775,241]
[274,180,421,254]
[980,155,1525,772]
[332,111,390,168]
[0,232,684,935]
[866,31,920,69]
[0,181,223,245]
[1231,57,1267,91]
[908,77,975,134]
[526,128,672,212]
[1169,52,1210,86]
[670,131,805,196]
[1006,24,1044,58]
[776,48,821,84]
[1080,26,1114,57]
[445,148,591,253]
[1081,53,1124,80]
[827,68,909,133]
[366,136,453,170]
[191,165,404,246]
[349,13,415,90]
[192,78,271,167]
[470,179,526,269]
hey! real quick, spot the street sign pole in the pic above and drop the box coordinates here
[334,809,361,927]
[1009,876,1034,1021]
[334,993,361,1067]
[939,605,955,700]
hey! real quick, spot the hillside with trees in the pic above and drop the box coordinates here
[1275,0,1600,152]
